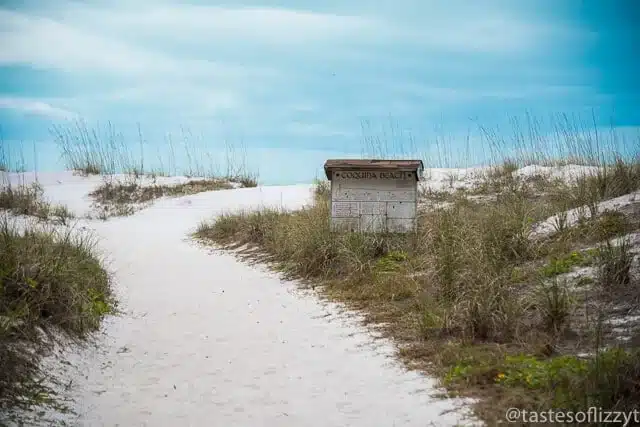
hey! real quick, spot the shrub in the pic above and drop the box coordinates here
[596,238,633,292]
[536,279,573,334]
[89,178,239,218]
[540,250,596,277]
[0,183,74,224]
[0,217,114,414]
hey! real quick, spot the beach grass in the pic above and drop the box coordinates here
[194,116,640,425]
[0,212,114,421]
[50,120,258,185]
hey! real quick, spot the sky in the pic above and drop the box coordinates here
[0,0,639,184]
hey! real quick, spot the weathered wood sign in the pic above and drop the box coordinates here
[323,159,423,233]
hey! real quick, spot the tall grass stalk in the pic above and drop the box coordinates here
[50,120,258,184]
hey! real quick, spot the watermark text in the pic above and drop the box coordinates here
[505,407,639,425]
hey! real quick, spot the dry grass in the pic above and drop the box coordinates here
[88,177,250,219]
[50,119,259,185]
[0,182,75,225]
[194,152,640,424]
[0,176,114,422]
[0,216,115,421]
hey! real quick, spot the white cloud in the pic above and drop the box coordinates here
[0,97,77,119]
[0,0,594,147]
[82,2,583,54]
[0,9,276,79]
[76,5,380,46]
[0,0,585,78]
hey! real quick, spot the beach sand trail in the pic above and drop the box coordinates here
[4,172,478,427]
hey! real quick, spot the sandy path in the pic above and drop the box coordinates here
[10,175,478,426]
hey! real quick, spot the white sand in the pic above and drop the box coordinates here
[2,171,480,427]
[530,191,640,239]
[418,164,600,193]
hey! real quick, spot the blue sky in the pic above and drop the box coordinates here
[0,0,638,184]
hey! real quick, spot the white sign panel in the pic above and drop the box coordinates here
[329,168,418,233]
[332,201,359,218]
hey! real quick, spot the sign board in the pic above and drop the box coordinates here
[323,160,423,233]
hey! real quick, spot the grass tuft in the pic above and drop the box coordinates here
[88,177,248,218]
[50,120,259,185]
[597,237,634,292]
[0,216,114,418]
[0,182,75,224]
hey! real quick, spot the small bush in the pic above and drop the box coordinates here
[374,250,409,273]
[540,250,595,277]
[495,348,640,412]
[448,275,524,342]
[494,354,589,398]
[0,217,114,414]
[479,197,533,269]
[76,163,103,176]
[536,279,573,334]
[596,238,633,291]
[313,179,331,201]
[0,183,75,224]
[0,183,47,218]
[89,178,238,218]
[576,158,640,202]
[233,175,258,188]
[595,211,633,240]
[550,210,633,246]
[92,179,234,205]
[444,347,640,418]
[0,222,113,335]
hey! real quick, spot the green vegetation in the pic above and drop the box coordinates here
[540,249,597,277]
[194,118,640,424]
[0,183,114,422]
[0,182,74,224]
[447,348,640,412]
[88,177,255,218]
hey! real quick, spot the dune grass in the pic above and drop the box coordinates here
[194,118,640,425]
[86,175,258,219]
[90,178,234,204]
[0,214,115,421]
[42,120,259,219]
[50,119,259,186]
[0,175,114,422]
[0,180,75,225]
